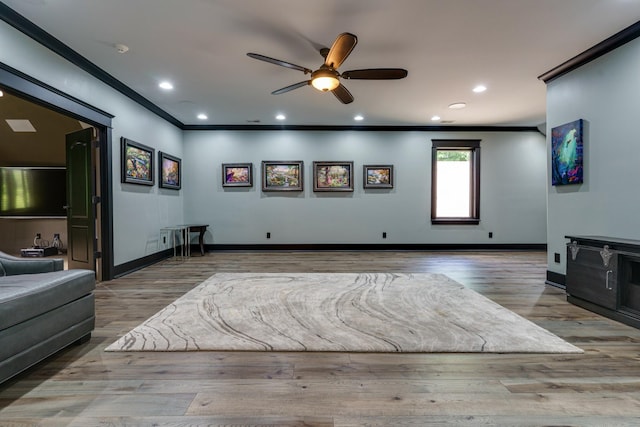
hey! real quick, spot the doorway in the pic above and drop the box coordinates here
[0,63,114,280]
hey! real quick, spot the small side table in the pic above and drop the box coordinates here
[161,225,189,258]
[177,224,209,256]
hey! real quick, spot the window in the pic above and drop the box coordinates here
[431,139,480,224]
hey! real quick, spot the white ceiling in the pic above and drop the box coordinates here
[3,0,640,127]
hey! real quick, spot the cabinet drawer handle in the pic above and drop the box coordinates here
[606,270,613,290]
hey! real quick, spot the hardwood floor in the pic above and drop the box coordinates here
[2,250,640,426]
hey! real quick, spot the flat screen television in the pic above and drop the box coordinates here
[0,167,67,217]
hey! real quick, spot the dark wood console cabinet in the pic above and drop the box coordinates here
[565,235,640,329]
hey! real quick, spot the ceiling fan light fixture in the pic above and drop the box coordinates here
[311,68,340,92]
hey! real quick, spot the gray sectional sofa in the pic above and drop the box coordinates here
[0,251,95,384]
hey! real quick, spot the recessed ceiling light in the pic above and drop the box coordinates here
[276,114,286,120]
[354,115,364,121]
[473,85,487,93]
[158,81,174,90]
[6,119,36,132]
[431,115,441,121]
[197,113,208,120]
[448,102,467,109]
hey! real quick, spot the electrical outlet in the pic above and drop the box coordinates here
[36,233,41,239]
[488,232,493,238]
[554,252,561,263]
[266,232,271,239]
[382,232,387,239]
[163,236,166,244]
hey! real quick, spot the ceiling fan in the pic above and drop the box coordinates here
[247,32,408,104]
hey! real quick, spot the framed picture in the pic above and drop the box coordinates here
[121,137,154,186]
[551,119,584,186]
[262,161,304,191]
[222,163,253,187]
[313,161,354,192]
[363,165,394,189]
[159,152,181,190]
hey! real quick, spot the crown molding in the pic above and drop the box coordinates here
[183,124,539,132]
[539,20,640,83]
[0,2,183,128]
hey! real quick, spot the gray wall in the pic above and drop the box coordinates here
[0,18,548,265]
[183,130,547,245]
[546,36,640,275]
[0,20,184,265]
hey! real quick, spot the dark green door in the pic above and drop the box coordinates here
[66,128,95,271]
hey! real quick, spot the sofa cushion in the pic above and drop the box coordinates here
[0,251,64,272]
[0,258,61,276]
[0,269,95,330]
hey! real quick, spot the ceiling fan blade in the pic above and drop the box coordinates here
[331,83,354,104]
[247,53,312,74]
[324,33,357,69]
[271,80,310,95]
[341,68,408,80]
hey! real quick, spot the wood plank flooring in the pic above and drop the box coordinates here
[2,250,640,426]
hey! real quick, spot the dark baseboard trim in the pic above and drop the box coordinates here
[546,270,566,290]
[206,243,547,251]
[113,249,173,278]
[539,20,640,83]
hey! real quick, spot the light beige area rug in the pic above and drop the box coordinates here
[106,272,582,353]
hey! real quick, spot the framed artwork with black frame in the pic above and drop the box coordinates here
[222,163,253,187]
[313,161,354,192]
[159,151,181,190]
[363,164,394,189]
[121,137,155,186]
[262,160,304,191]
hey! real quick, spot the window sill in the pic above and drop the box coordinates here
[431,218,480,225]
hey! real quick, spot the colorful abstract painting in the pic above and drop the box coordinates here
[159,152,181,190]
[364,165,394,188]
[121,137,154,186]
[551,119,584,186]
[313,161,354,192]
[261,161,303,191]
[222,163,252,187]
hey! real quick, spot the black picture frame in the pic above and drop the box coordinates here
[159,151,181,190]
[313,161,354,192]
[121,137,155,186]
[222,163,253,187]
[363,164,394,189]
[261,160,304,192]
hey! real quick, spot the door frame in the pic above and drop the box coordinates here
[0,62,115,280]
